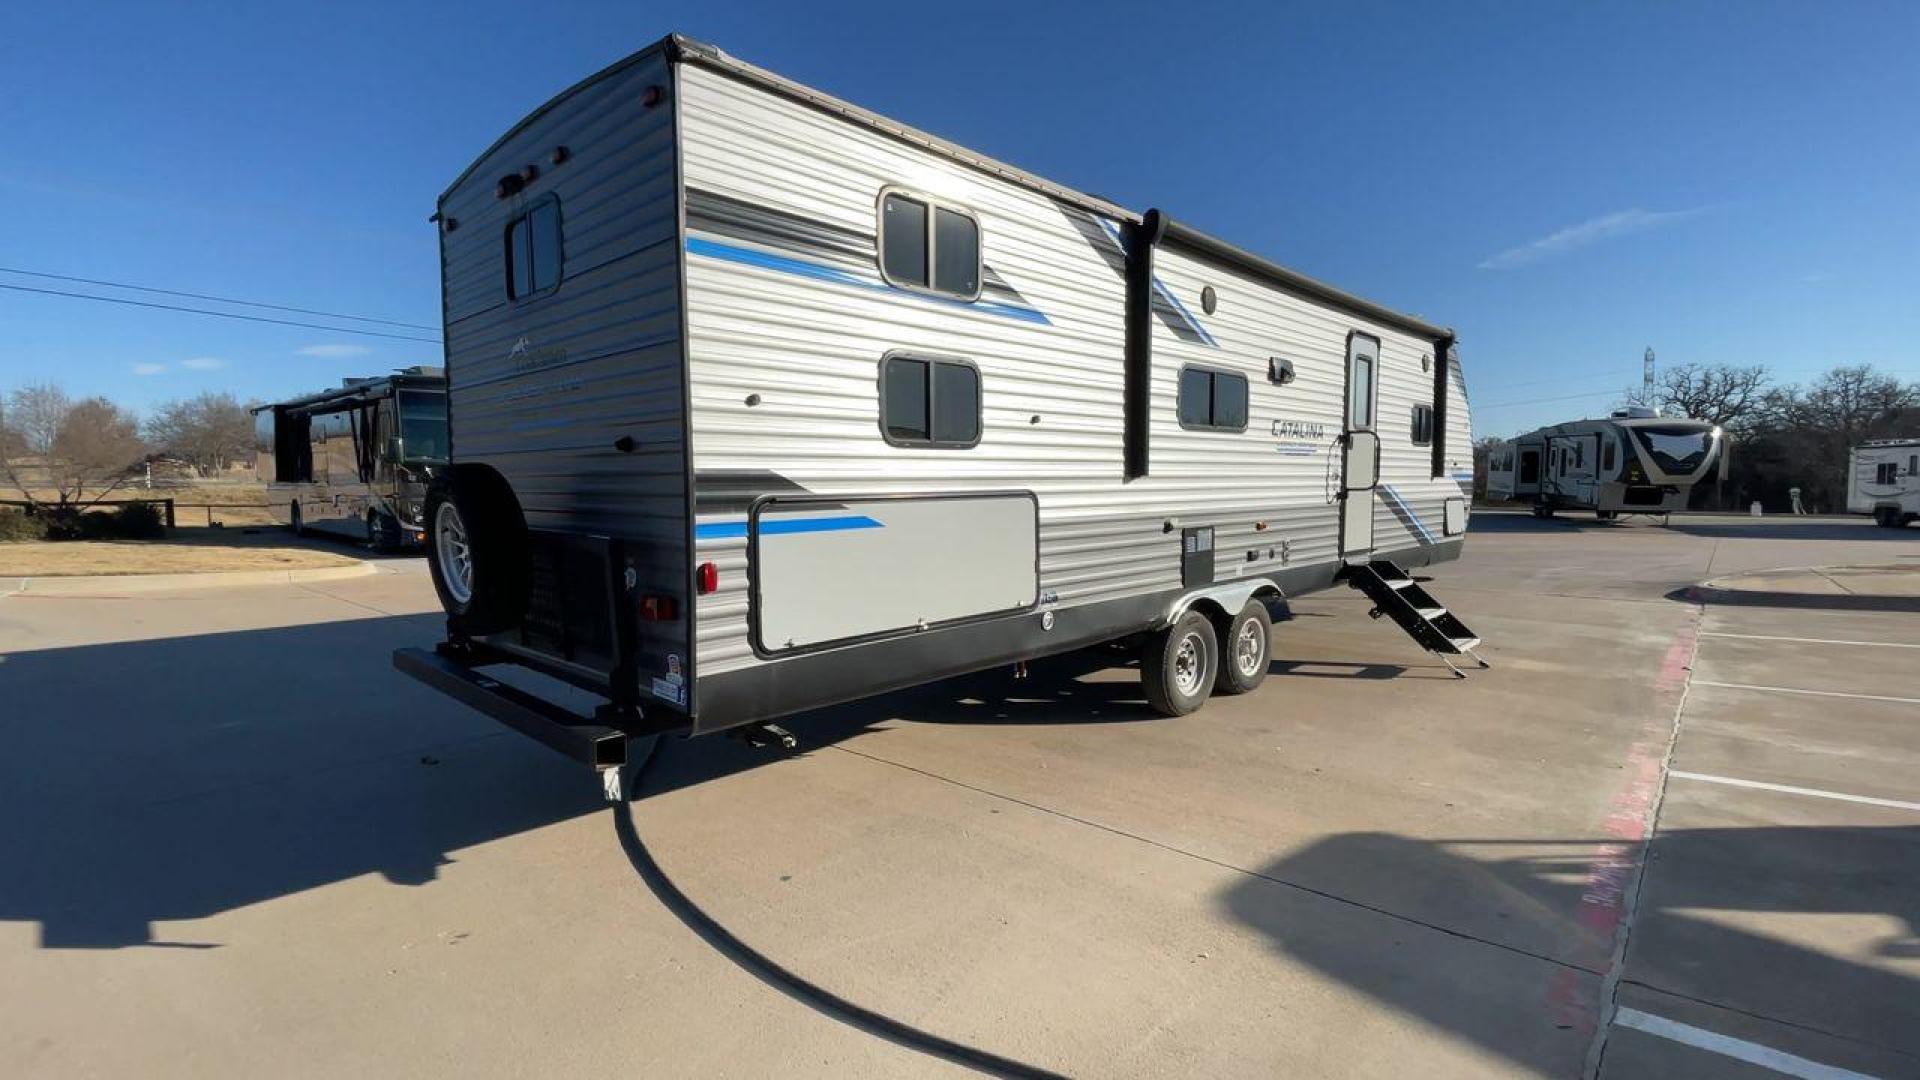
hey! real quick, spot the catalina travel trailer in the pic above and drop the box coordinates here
[253,367,447,548]
[1848,440,1919,527]
[1488,408,1725,519]
[392,34,1480,785]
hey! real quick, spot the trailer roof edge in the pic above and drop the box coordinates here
[1154,215,1451,344]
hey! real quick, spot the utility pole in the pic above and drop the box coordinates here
[1643,347,1655,405]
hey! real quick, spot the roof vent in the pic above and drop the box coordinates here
[1612,406,1660,419]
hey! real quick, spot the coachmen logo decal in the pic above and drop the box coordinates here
[507,335,569,370]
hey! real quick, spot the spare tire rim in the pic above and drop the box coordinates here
[1173,631,1206,696]
[435,502,473,605]
[1235,619,1265,677]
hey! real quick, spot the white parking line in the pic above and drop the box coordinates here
[1613,1007,1879,1080]
[1701,632,1920,650]
[1692,681,1920,706]
[1668,771,1920,813]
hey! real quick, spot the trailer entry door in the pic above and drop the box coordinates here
[1341,334,1381,563]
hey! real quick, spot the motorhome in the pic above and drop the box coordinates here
[394,35,1480,784]
[1488,408,1724,519]
[253,367,447,547]
[1848,440,1920,527]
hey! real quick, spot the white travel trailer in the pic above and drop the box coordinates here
[1488,408,1724,519]
[394,35,1479,779]
[1848,440,1920,527]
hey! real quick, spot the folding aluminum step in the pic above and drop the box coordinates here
[1344,560,1490,678]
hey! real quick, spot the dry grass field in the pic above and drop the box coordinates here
[5,480,281,527]
[0,526,356,576]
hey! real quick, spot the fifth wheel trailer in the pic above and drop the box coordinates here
[393,34,1481,781]
[1848,440,1920,527]
[1487,409,1725,519]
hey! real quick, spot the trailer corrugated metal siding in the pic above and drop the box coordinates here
[676,62,1134,676]
[437,47,689,684]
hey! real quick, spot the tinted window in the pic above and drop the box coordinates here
[1179,367,1248,432]
[881,194,928,288]
[1178,368,1211,427]
[933,362,980,443]
[507,198,562,299]
[509,217,533,298]
[882,355,980,446]
[1349,355,1374,429]
[528,201,561,292]
[1212,372,1248,430]
[933,207,979,295]
[883,356,929,441]
[1411,404,1434,446]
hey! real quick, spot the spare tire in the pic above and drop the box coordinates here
[425,471,530,635]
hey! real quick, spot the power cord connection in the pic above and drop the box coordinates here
[612,736,1069,1080]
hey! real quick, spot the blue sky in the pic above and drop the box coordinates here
[3,0,1916,436]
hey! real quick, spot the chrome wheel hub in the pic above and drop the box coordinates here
[1172,632,1206,696]
[435,503,473,605]
[1235,620,1265,677]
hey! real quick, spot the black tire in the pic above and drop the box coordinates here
[425,472,531,635]
[1531,502,1554,519]
[1215,601,1273,696]
[1141,610,1219,717]
[1876,507,1899,528]
[289,501,305,536]
[1596,509,1616,522]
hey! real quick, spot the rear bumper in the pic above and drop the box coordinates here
[393,644,639,769]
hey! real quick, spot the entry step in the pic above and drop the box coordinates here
[1344,559,1488,678]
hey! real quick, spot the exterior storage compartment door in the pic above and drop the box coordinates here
[752,492,1038,653]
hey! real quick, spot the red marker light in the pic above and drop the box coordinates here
[696,562,718,595]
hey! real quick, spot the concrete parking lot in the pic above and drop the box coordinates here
[2,514,1915,1078]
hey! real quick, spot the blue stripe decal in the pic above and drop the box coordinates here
[687,237,1051,325]
[1377,485,1438,545]
[695,515,884,541]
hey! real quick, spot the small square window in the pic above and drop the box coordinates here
[879,189,980,301]
[882,354,980,447]
[1411,404,1435,446]
[506,197,563,299]
[1178,367,1249,432]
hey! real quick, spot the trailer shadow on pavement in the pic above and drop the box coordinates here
[0,613,1209,950]
[1221,828,1920,1077]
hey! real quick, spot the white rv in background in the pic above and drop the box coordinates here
[1848,440,1920,527]
[394,34,1480,780]
[1489,408,1724,519]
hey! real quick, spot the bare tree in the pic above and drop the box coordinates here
[145,392,256,477]
[1619,363,1771,433]
[0,384,74,502]
[0,387,146,506]
[48,398,148,504]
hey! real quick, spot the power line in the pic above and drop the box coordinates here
[1475,388,1621,410]
[0,281,442,343]
[0,265,438,332]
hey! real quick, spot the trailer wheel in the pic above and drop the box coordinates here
[425,474,530,635]
[1596,509,1616,522]
[289,501,305,536]
[1142,610,1218,717]
[1215,601,1273,696]
[1876,507,1900,528]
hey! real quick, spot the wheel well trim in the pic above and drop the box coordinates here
[1160,579,1282,630]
